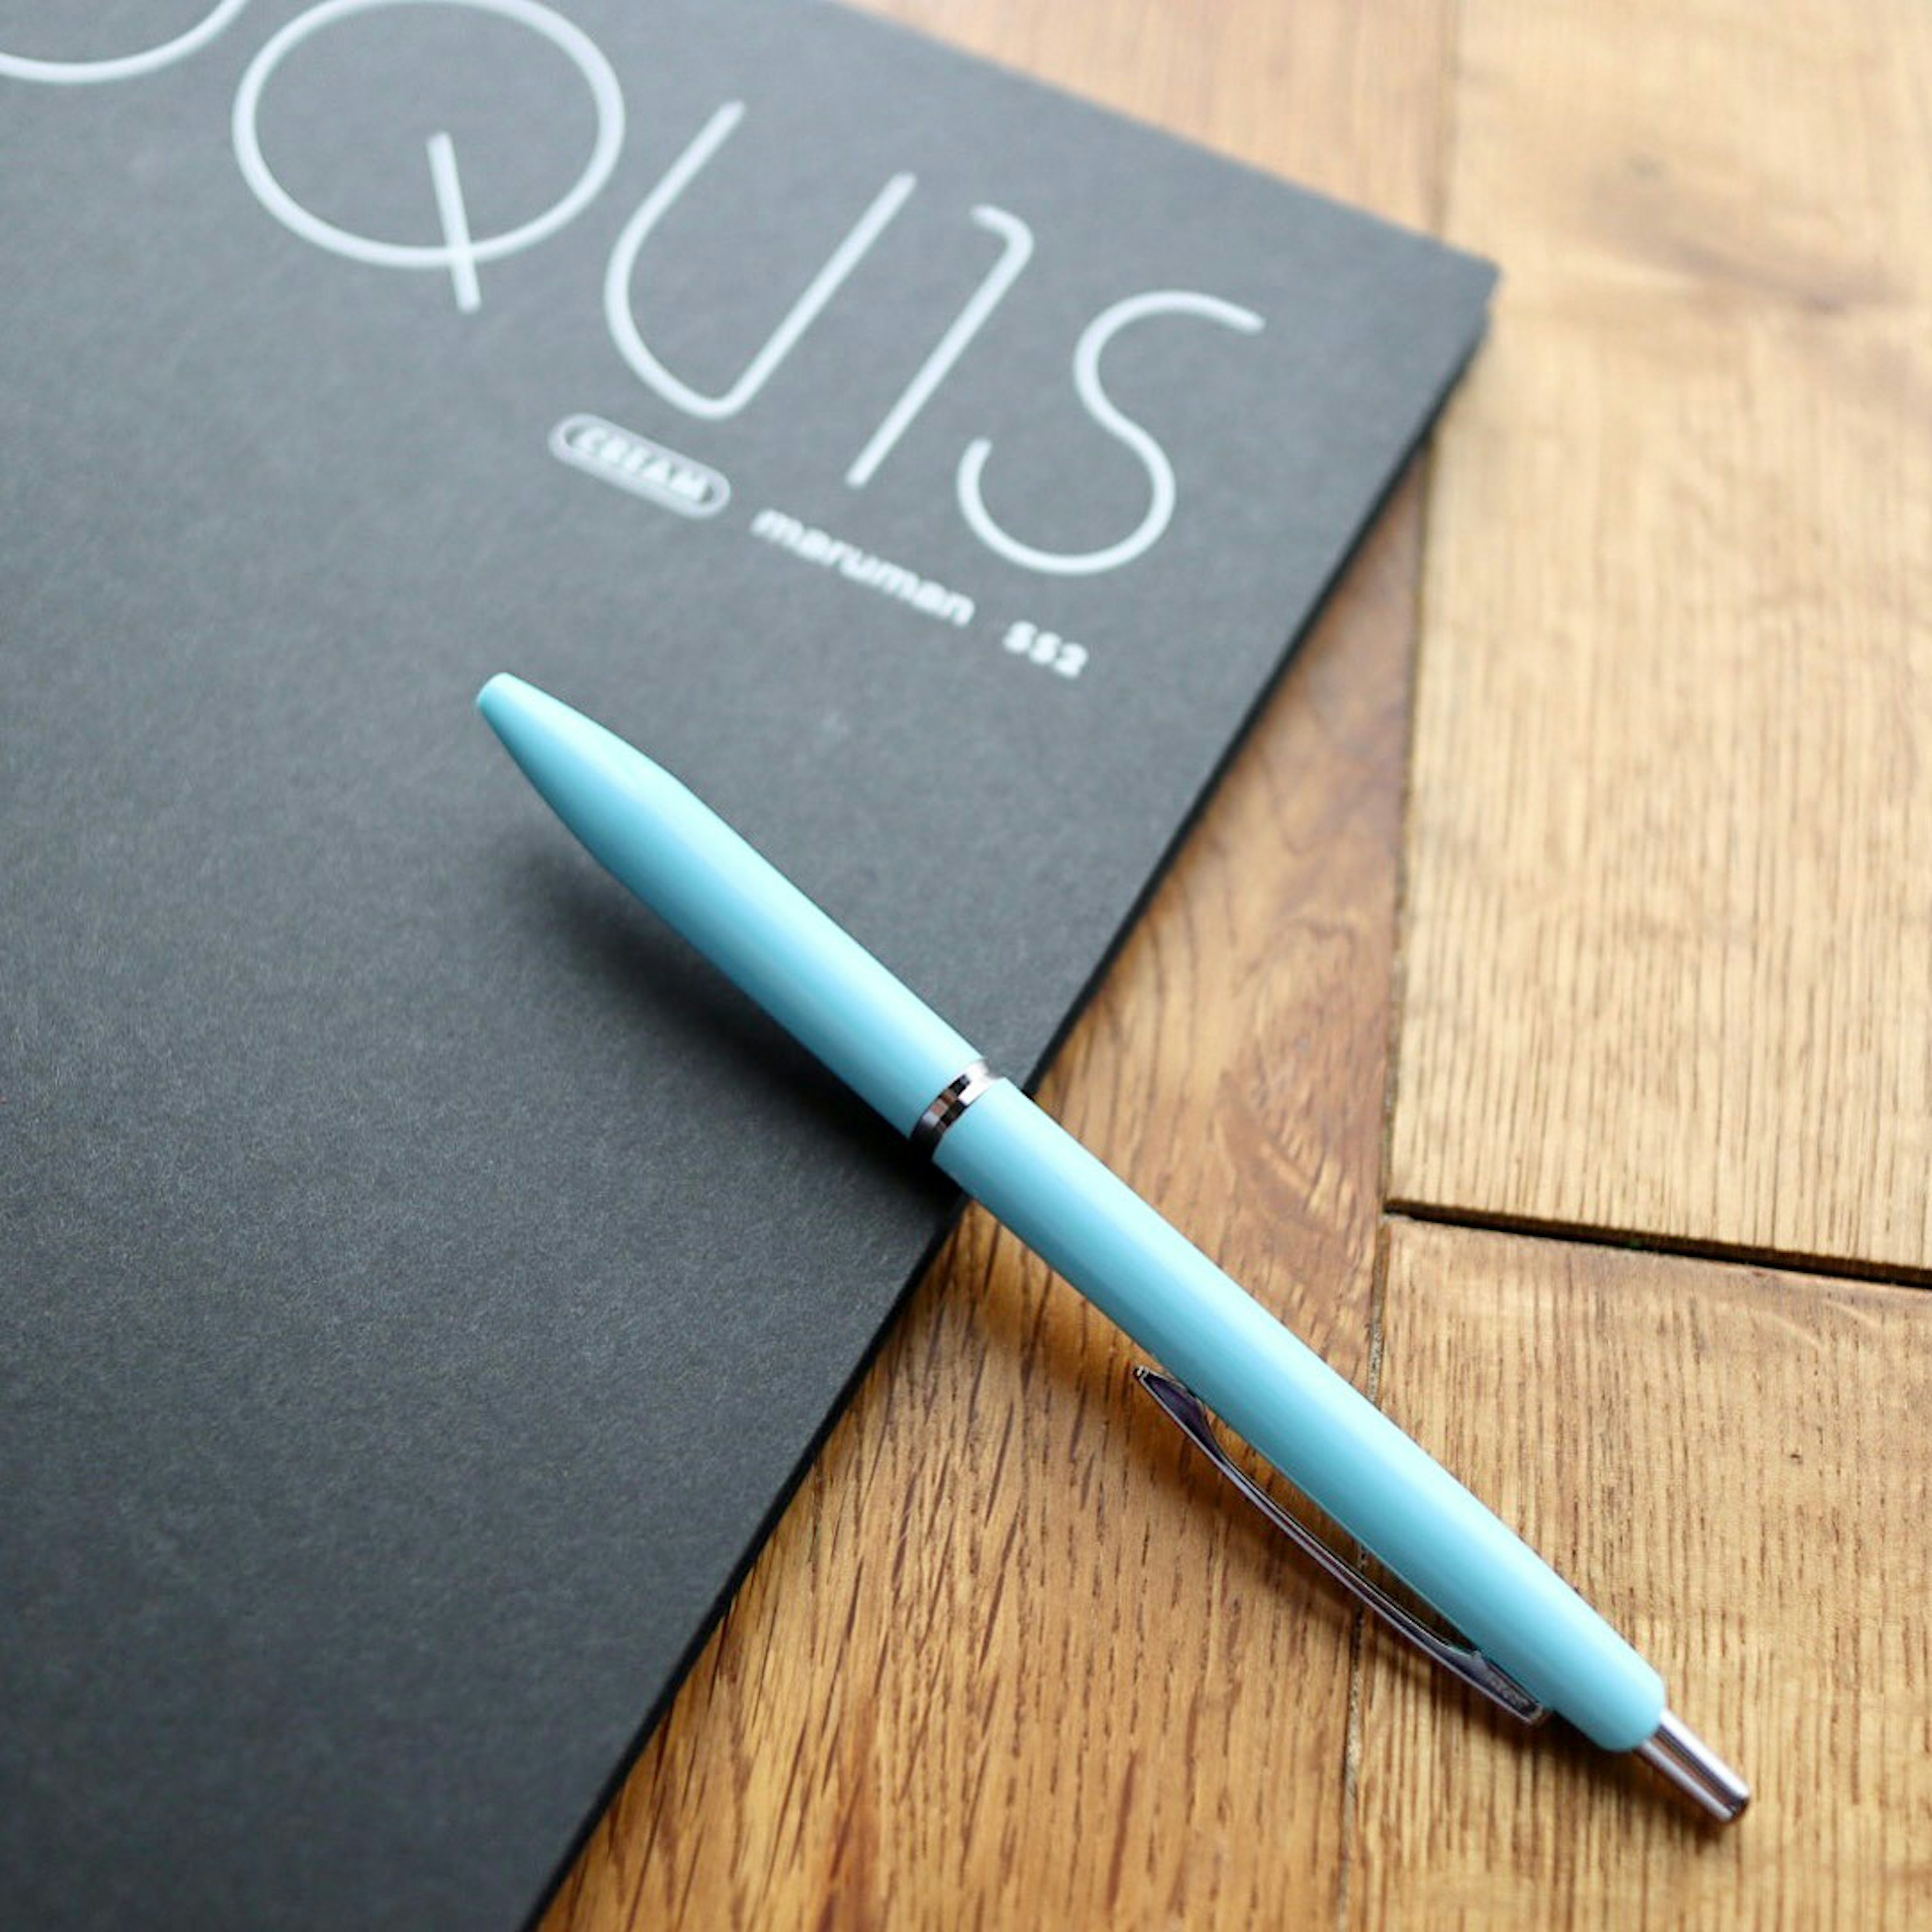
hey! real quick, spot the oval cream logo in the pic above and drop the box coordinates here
[548,413,730,518]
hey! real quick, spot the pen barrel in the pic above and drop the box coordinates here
[479,676,978,1134]
[934,1080,1666,1751]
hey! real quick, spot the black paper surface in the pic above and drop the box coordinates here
[1,4,1493,1924]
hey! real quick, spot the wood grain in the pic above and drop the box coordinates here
[1390,0,1932,1271]
[1350,1217,1932,1926]
[539,8,1454,1922]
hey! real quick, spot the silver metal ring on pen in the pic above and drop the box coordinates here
[911,1059,996,1154]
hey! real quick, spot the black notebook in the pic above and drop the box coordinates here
[0,4,1493,1924]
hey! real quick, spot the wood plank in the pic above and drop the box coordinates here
[1391,0,1932,1270]
[1349,1217,1932,1927]
[540,9,1456,1920]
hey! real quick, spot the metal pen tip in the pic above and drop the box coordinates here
[1634,1709,1750,1822]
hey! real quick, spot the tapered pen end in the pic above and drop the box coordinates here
[1635,1710,1750,1822]
[476,672,589,824]
[475,671,669,873]
[475,671,552,757]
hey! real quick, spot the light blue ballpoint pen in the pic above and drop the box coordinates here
[476,672,1749,1821]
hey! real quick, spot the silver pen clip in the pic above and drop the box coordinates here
[1135,1367,1550,1727]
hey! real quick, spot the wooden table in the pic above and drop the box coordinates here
[544,2,1932,1922]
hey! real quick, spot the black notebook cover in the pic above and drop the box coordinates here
[1,4,1493,1924]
